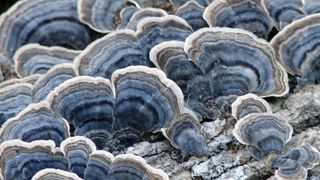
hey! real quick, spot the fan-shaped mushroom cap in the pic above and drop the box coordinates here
[279,145,320,170]
[136,15,193,59]
[0,82,33,127]
[74,30,151,79]
[231,93,272,120]
[78,0,139,33]
[119,6,140,29]
[303,0,320,15]
[164,113,208,158]
[47,76,114,149]
[273,158,307,180]
[60,136,96,178]
[32,169,82,180]
[0,102,69,146]
[271,14,320,84]
[186,28,289,98]
[149,41,203,96]
[176,1,208,31]
[0,0,96,65]
[0,140,68,180]
[204,0,273,39]
[84,150,114,180]
[263,0,305,30]
[111,66,185,144]
[233,113,293,160]
[126,8,168,31]
[169,0,208,9]
[0,74,42,88]
[32,63,78,103]
[14,44,80,78]
[107,154,169,180]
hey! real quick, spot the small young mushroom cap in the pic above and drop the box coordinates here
[126,8,168,31]
[107,154,169,180]
[0,82,33,127]
[149,41,203,96]
[0,140,68,180]
[231,93,272,120]
[271,14,320,84]
[0,102,70,146]
[164,113,208,158]
[111,66,185,144]
[14,44,80,78]
[263,0,305,30]
[303,0,320,15]
[136,15,193,59]
[119,6,140,29]
[77,0,139,33]
[233,113,293,160]
[204,0,273,39]
[273,158,307,180]
[176,1,209,31]
[279,145,320,170]
[74,30,151,79]
[185,27,289,98]
[60,136,97,178]
[47,76,114,149]
[169,0,208,9]
[32,63,78,103]
[0,0,96,65]
[84,150,114,180]
[31,169,82,180]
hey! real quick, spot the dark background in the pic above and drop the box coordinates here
[0,0,18,14]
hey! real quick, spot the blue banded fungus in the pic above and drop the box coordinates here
[176,1,209,31]
[78,0,139,33]
[0,0,96,65]
[303,0,320,15]
[273,158,307,180]
[169,0,208,9]
[60,136,96,178]
[84,150,114,180]
[47,76,114,149]
[0,140,68,180]
[74,30,151,79]
[231,93,272,120]
[233,113,293,161]
[204,0,273,39]
[271,14,320,85]
[263,0,305,30]
[32,63,78,103]
[164,113,208,158]
[31,169,82,180]
[126,8,168,31]
[14,44,80,78]
[119,6,139,29]
[136,15,193,59]
[0,74,41,89]
[0,82,33,127]
[0,102,70,146]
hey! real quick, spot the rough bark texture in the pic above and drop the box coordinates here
[126,84,320,180]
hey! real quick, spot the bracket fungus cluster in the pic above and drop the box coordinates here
[151,27,288,119]
[232,94,320,179]
[0,137,169,180]
[2,0,320,179]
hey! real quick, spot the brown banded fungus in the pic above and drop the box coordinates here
[14,44,80,78]
[233,113,293,161]
[0,0,97,65]
[74,30,152,79]
[78,0,139,33]
[0,102,70,146]
[263,0,305,30]
[271,14,320,85]
[204,0,273,39]
[231,93,272,120]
